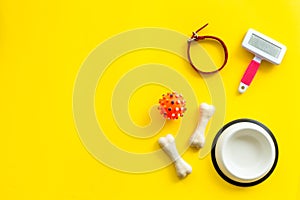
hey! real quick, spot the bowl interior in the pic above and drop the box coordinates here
[216,122,276,183]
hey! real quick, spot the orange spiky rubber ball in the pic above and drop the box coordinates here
[158,91,187,120]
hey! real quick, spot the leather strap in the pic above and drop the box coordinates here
[187,23,228,74]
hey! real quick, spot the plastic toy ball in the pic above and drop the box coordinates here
[158,91,187,120]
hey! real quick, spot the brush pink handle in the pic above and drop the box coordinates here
[239,58,261,93]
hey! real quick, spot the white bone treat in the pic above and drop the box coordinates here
[190,103,215,149]
[158,134,192,178]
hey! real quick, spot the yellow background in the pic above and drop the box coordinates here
[1,0,300,199]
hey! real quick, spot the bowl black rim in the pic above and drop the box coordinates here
[211,118,279,187]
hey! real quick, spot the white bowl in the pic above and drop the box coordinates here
[211,119,278,186]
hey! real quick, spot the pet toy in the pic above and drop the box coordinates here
[158,92,186,120]
[158,134,192,178]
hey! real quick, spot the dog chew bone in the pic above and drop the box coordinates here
[158,134,192,178]
[190,103,215,149]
